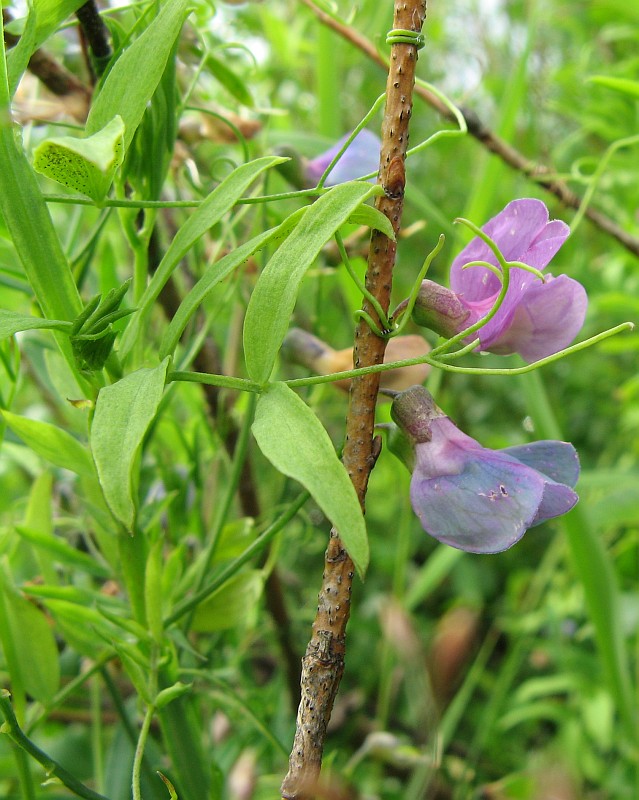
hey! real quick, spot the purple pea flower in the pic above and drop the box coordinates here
[390,386,579,554]
[412,199,588,362]
[305,129,380,187]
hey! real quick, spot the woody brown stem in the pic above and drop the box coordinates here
[299,0,639,261]
[280,3,427,798]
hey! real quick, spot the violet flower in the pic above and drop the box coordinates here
[412,199,588,362]
[305,129,380,187]
[390,386,579,554]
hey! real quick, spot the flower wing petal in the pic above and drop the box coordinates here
[501,441,580,487]
[501,274,587,362]
[531,482,579,526]
[410,450,545,553]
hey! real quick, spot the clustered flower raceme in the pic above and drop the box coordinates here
[412,198,588,363]
[390,386,580,553]
[279,130,587,552]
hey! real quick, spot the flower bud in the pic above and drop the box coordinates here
[390,385,443,443]
[411,279,471,338]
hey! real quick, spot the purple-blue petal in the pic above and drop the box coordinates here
[450,199,569,302]
[305,129,381,186]
[501,441,580,487]
[530,481,578,526]
[410,446,545,553]
[390,388,580,553]
[480,274,588,361]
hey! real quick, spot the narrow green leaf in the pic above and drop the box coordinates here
[85,0,190,153]
[0,577,60,704]
[110,642,152,703]
[159,207,306,358]
[191,571,263,632]
[206,51,254,108]
[252,382,369,577]
[120,155,285,359]
[0,23,84,382]
[23,473,57,583]
[6,2,37,97]
[33,116,125,203]
[348,205,396,240]
[0,311,72,338]
[90,359,169,529]
[588,75,639,99]
[155,681,191,710]
[15,526,111,579]
[1,410,94,475]
[32,0,88,50]
[0,122,82,326]
[40,598,113,659]
[243,181,379,383]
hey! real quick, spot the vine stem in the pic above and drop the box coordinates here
[280,3,428,798]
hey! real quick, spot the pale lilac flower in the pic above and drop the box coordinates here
[412,199,588,362]
[391,386,579,554]
[305,129,380,187]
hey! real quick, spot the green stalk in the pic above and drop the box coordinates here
[0,692,110,800]
[165,491,309,627]
[11,744,36,800]
[183,393,258,633]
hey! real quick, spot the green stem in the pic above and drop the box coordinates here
[43,186,332,208]
[284,321,633,386]
[168,370,263,393]
[315,93,386,189]
[0,692,110,800]
[391,234,445,336]
[183,393,258,633]
[336,231,390,331]
[132,703,155,800]
[164,491,309,627]
[90,676,105,795]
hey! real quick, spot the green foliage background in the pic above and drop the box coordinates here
[0,1,637,798]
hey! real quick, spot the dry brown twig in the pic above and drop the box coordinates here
[299,0,639,260]
[280,2,428,798]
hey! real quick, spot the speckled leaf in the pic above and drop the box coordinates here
[33,116,124,203]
